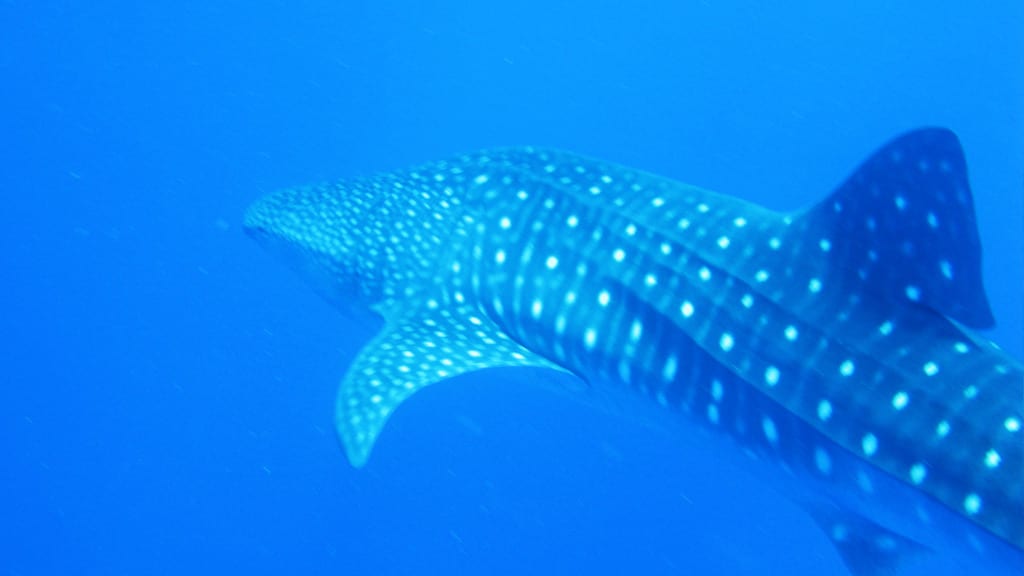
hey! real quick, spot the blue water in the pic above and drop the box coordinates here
[2,2,1021,574]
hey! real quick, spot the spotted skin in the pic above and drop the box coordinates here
[245,128,1023,574]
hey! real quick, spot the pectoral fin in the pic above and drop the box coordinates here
[334,297,562,467]
[807,502,929,576]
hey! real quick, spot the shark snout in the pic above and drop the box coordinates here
[242,194,278,238]
[242,184,345,265]
[242,187,312,246]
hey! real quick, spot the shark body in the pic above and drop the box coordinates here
[245,128,1023,574]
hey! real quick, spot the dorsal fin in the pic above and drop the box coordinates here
[795,128,993,328]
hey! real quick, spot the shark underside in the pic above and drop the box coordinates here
[245,128,1023,575]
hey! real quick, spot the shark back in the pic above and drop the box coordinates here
[450,131,1023,550]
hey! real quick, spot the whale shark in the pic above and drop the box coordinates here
[244,128,1023,574]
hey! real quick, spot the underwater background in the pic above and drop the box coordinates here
[2,1,1021,574]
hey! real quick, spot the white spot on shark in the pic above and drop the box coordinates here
[719,332,735,352]
[707,404,720,425]
[839,360,855,377]
[710,379,724,402]
[629,320,644,343]
[814,447,832,475]
[662,355,678,382]
[963,493,982,516]
[861,433,878,457]
[530,300,543,319]
[984,449,1001,469]
[891,391,909,410]
[905,285,921,301]
[816,400,832,422]
[761,417,778,445]
[940,259,953,279]
[909,463,927,485]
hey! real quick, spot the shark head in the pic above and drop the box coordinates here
[244,171,482,324]
[244,179,414,326]
[244,183,376,309]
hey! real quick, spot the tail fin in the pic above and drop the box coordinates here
[796,128,993,328]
